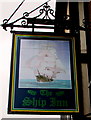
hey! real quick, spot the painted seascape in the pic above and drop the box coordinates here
[18,39,72,89]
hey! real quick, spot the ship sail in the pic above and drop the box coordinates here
[28,45,65,82]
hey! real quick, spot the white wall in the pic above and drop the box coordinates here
[0,0,60,119]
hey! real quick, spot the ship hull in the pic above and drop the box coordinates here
[36,75,53,82]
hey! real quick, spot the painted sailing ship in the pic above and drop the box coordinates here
[29,45,65,82]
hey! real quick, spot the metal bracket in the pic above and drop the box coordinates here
[1,0,91,33]
[1,0,55,32]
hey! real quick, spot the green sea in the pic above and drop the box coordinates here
[19,79,72,89]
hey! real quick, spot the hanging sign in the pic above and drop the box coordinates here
[8,33,79,114]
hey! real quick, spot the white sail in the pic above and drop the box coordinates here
[28,45,65,82]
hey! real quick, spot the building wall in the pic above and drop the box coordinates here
[79,2,91,115]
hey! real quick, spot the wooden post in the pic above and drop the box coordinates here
[69,2,84,116]
[54,2,67,34]
[84,2,91,107]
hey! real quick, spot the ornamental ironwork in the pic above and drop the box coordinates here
[1,0,91,32]
[1,0,55,31]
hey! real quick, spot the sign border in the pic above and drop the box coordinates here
[8,32,79,114]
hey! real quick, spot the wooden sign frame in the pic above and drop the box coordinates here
[8,32,80,114]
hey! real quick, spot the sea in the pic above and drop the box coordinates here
[19,79,72,89]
